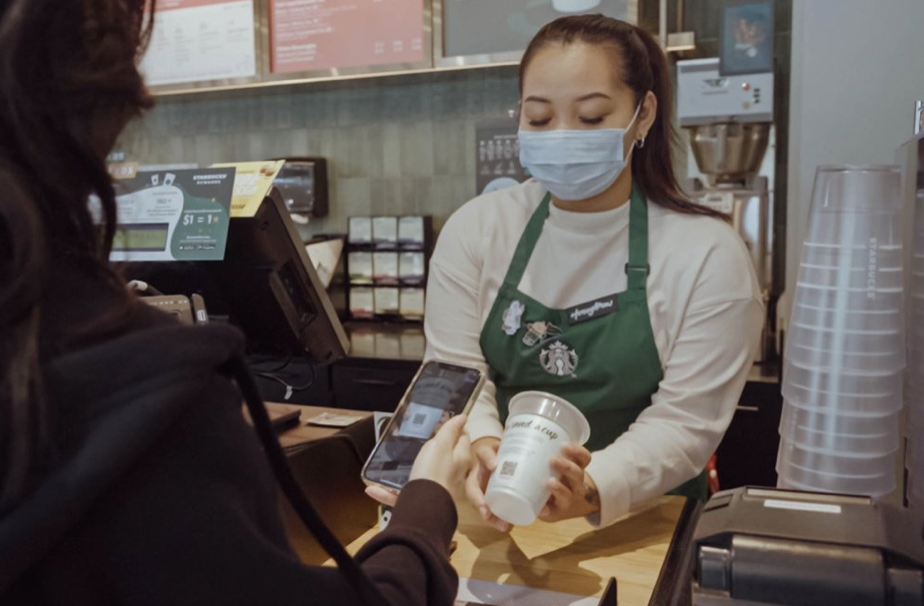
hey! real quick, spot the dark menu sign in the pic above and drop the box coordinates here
[443,0,629,58]
[719,0,773,75]
[475,120,528,195]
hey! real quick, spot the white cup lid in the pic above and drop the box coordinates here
[508,391,591,445]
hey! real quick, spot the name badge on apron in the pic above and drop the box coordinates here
[566,294,619,325]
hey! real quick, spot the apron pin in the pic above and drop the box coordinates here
[502,300,525,336]
[522,321,563,347]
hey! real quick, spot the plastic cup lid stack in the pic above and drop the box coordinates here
[778,166,904,499]
[776,436,896,498]
[779,402,900,451]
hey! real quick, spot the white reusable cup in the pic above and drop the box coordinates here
[484,391,591,526]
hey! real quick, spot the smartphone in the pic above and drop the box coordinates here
[361,360,484,491]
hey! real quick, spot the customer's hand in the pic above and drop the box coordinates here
[464,436,511,532]
[537,443,598,523]
[365,414,472,507]
[409,413,472,488]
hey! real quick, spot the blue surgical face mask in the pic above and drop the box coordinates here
[518,103,642,201]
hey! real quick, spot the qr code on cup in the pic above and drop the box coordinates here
[500,461,518,477]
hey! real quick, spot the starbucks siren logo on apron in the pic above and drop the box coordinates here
[540,341,579,376]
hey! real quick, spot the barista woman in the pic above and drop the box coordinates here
[424,15,763,530]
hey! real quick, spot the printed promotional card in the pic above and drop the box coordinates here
[212,160,286,218]
[110,168,235,262]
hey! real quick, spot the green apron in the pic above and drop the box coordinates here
[479,186,707,502]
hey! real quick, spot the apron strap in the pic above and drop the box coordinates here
[626,186,650,292]
[500,193,552,288]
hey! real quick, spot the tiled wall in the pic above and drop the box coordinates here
[117,66,521,239]
[118,2,792,257]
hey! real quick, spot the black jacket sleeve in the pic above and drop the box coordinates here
[32,372,459,606]
[355,480,459,606]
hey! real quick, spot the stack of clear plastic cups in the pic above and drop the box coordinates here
[778,165,904,499]
[906,190,924,512]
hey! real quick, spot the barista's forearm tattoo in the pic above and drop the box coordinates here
[584,484,600,506]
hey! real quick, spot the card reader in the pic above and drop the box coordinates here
[692,487,924,606]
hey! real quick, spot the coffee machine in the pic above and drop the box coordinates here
[676,58,776,364]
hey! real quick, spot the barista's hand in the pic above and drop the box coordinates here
[537,443,599,522]
[365,414,471,507]
[464,436,511,532]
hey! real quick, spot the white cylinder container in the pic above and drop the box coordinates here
[484,392,590,526]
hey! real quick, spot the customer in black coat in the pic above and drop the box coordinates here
[0,0,469,604]
[1,254,465,605]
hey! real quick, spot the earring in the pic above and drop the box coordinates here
[635,137,646,149]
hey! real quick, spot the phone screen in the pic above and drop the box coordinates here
[363,361,482,490]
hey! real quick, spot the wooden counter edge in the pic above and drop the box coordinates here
[647,497,703,606]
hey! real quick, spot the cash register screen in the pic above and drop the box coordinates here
[122,190,349,363]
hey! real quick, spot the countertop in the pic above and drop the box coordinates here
[330,495,701,606]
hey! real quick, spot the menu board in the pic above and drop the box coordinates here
[442,0,629,59]
[269,0,424,74]
[140,0,257,86]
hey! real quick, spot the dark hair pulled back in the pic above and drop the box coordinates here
[519,14,727,220]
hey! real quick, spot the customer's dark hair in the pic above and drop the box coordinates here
[0,0,156,510]
[519,14,727,219]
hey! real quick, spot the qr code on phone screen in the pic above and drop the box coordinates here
[412,413,426,425]
[500,461,517,477]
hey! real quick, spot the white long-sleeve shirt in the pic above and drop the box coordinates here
[424,180,763,527]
